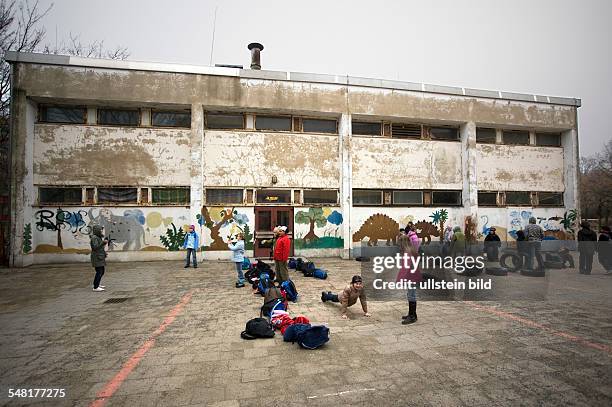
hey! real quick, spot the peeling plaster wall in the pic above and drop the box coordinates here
[475,145,564,191]
[352,138,462,189]
[203,131,339,188]
[33,125,191,185]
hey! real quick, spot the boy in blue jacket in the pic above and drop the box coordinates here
[183,225,199,268]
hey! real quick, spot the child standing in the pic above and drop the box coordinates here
[228,233,246,287]
[182,225,199,268]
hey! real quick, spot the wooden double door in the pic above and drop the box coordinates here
[254,206,294,258]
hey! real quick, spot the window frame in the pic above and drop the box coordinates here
[431,190,462,206]
[301,117,338,134]
[254,114,293,132]
[391,123,422,139]
[38,186,83,205]
[151,187,191,205]
[97,108,141,127]
[352,121,383,137]
[205,112,246,130]
[535,132,562,147]
[39,105,87,125]
[96,187,139,204]
[429,126,460,142]
[537,191,564,207]
[477,191,498,207]
[392,190,424,206]
[151,110,191,128]
[302,189,339,205]
[352,189,383,206]
[502,130,530,146]
[205,188,244,205]
[255,189,292,204]
[476,128,497,144]
[505,191,532,206]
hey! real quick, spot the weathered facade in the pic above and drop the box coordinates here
[6,51,580,267]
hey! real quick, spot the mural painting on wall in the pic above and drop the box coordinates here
[507,209,576,241]
[294,208,343,249]
[464,215,478,243]
[198,207,254,251]
[22,223,32,254]
[429,209,448,241]
[88,209,146,251]
[159,223,187,251]
[34,208,91,254]
[353,214,398,246]
[478,215,507,241]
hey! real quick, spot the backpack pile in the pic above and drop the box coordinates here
[294,257,328,279]
[283,324,329,349]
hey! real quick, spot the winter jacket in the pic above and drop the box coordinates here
[273,234,290,262]
[407,230,420,253]
[339,284,368,314]
[524,224,544,242]
[577,227,597,254]
[90,225,107,267]
[228,240,245,262]
[182,231,199,250]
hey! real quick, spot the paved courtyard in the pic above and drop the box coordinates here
[0,256,611,406]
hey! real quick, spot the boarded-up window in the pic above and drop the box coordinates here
[152,111,191,128]
[39,187,82,204]
[476,128,496,144]
[206,113,244,129]
[302,118,337,134]
[506,191,531,206]
[40,106,86,124]
[98,188,138,203]
[538,192,563,206]
[432,191,461,205]
[255,116,291,131]
[352,121,382,136]
[303,190,337,204]
[478,192,497,206]
[152,188,190,204]
[392,123,421,139]
[256,189,291,203]
[536,133,561,147]
[206,189,243,204]
[393,191,423,205]
[353,190,382,205]
[140,188,150,204]
[503,130,530,145]
[430,127,459,141]
[98,109,140,126]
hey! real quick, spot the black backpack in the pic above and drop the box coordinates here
[302,261,315,277]
[240,318,275,340]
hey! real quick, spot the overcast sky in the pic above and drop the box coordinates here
[36,0,611,157]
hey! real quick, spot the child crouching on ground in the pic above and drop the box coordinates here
[321,275,371,319]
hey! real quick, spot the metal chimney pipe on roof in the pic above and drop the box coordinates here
[248,42,264,70]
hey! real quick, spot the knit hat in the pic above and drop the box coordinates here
[351,275,363,284]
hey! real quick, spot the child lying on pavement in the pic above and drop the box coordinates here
[321,275,371,319]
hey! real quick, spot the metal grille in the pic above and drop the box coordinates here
[392,123,421,138]
[104,298,129,304]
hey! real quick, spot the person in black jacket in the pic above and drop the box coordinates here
[577,221,598,275]
[484,227,502,261]
[598,226,612,274]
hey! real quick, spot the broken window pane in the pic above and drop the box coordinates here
[255,116,291,131]
[152,111,191,128]
[40,106,86,124]
[98,109,140,126]
[98,188,138,203]
[206,113,244,129]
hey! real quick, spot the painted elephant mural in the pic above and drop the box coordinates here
[88,208,146,251]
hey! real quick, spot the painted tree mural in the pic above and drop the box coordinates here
[22,223,32,254]
[429,209,448,241]
[295,208,328,242]
[159,223,186,251]
[201,207,235,250]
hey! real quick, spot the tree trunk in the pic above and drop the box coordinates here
[303,218,318,242]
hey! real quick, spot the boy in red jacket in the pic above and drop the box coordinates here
[274,226,291,283]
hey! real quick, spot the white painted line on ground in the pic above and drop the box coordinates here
[307,388,377,399]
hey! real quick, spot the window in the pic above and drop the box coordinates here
[393,191,423,205]
[503,130,529,145]
[430,127,459,141]
[476,128,496,144]
[478,192,498,206]
[98,109,140,126]
[352,121,382,136]
[392,123,421,139]
[302,118,337,134]
[303,190,338,204]
[39,187,82,204]
[255,116,291,131]
[152,188,190,204]
[206,189,243,204]
[506,191,531,206]
[97,187,138,203]
[353,190,382,205]
[536,133,561,147]
[40,106,86,124]
[538,192,563,206]
[256,189,291,204]
[431,191,462,205]
[152,111,191,128]
[206,113,244,129]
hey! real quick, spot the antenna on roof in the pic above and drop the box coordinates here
[209,6,218,66]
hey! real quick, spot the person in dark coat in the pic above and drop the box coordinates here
[484,227,502,261]
[577,221,598,274]
[598,226,612,274]
[90,225,109,291]
[515,230,528,269]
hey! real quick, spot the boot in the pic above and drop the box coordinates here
[321,291,328,302]
[402,302,417,325]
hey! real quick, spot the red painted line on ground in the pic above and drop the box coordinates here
[466,301,612,354]
[89,290,196,407]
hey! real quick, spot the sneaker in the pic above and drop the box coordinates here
[235,282,245,288]
[99,285,106,289]
[93,287,105,292]
[193,265,198,268]
[184,265,190,268]
[321,291,327,302]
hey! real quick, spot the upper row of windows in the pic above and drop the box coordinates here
[38,106,562,146]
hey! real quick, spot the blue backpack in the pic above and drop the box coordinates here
[257,272,273,295]
[296,325,330,349]
[283,323,311,342]
[302,262,316,277]
[313,269,327,280]
[281,280,298,302]
[242,257,251,270]
[288,258,297,269]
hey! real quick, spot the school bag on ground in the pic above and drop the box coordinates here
[242,257,251,270]
[313,269,327,280]
[257,272,274,295]
[288,258,297,269]
[295,258,304,272]
[296,325,329,349]
[240,318,275,340]
[260,298,286,318]
[280,280,298,302]
[264,286,284,303]
[301,261,316,277]
[283,323,311,342]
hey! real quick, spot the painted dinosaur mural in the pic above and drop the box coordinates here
[414,220,440,244]
[353,214,398,246]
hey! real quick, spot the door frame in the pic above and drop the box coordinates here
[254,206,294,259]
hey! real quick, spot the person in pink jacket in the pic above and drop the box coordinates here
[402,222,421,325]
